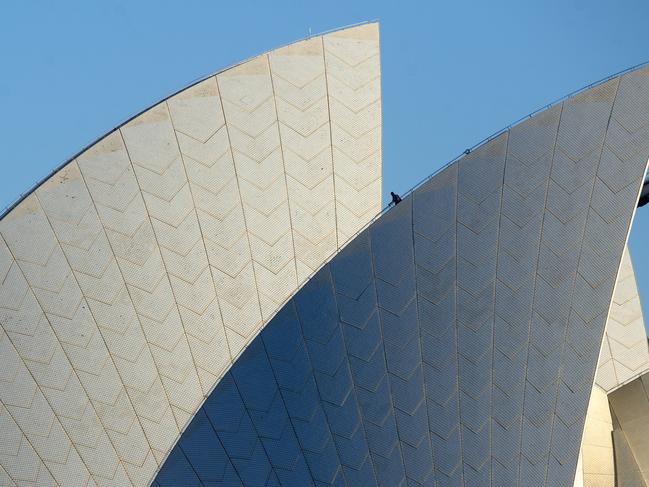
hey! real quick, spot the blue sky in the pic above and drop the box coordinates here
[2,0,649,329]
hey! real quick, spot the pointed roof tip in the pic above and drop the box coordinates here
[324,21,380,40]
[1,20,386,221]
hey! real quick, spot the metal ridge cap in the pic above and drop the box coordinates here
[381,58,649,221]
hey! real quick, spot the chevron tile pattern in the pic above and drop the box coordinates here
[596,247,649,392]
[156,65,649,487]
[0,197,138,486]
[0,330,93,486]
[457,134,508,486]
[332,232,406,487]
[0,23,382,487]
[518,80,616,487]
[34,162,169,477]
[373,201,436,487]
[493,106,561,487]
[217,54,300,322]
[269,38,337,285]
[75,134,186,462]
[167,76,262,360]
[5,20,649,487]
[546,69,649,487]
[324,24,382,243]
[413,165,461,487]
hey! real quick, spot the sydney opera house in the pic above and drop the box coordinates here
[2,21,649,487]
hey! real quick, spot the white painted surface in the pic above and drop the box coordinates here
[0,24,381,486]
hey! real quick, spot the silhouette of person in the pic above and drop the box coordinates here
[639,179,649,207]
[390,191,402,206]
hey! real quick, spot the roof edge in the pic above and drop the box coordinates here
[0,19,379,220]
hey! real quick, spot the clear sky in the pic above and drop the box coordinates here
[2,0,649,331]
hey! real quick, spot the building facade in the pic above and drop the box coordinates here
[1,21,649,487]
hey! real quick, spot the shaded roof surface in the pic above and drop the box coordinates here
[156,65,649,486]
[0,23,382,487]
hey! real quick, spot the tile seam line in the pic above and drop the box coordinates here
[542,78,621,487]
[225,362,292,487]
[267,53,301,291]
[604,249,647,392]
[200,398,263,486]
[117,127,204,434]
[8,41,644,487]
[0,463,23,487]
[489,130,510,486]
[0,20,381,221]
[74,157,184,470]
[328,258,382,486]
[7,66,649,358]
[367,206,410,486]
[212,72,266,374]
[606,366,649,393]
[176,442,205,486]
[410,183,438,484]
[0,352,63,487]
[253,304,328,485]
[217,369,290,487]
[274,298,349,485]
[580,156,649,485]
[164,97,235,383]
[605,326,621,389]
[210,69,296,487]
[321,35,341,250]
[230,334,322,487]
[33,187,159,486]
[514,102,564,486]
[4,55,649,233]
[454,151,465,485]
[291,278,359,485]
[457,153,504,480]
[0,234,102,486]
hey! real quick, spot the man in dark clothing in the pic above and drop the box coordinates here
[638,178,649,207]
[390,191,402,206]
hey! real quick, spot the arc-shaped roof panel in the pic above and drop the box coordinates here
[574,246,649,487]
[596,247,649,392]
[0,23,381,487]
[155,65,649,486]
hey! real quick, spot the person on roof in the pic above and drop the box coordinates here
[390,191,402,206]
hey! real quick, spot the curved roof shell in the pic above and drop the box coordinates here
[0,23,381,486]
[3,19,649,487]
[596,247,649,392]
[154,66,649,486]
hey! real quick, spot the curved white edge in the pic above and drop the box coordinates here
[0,23,381,487]
[596,246,649,393]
